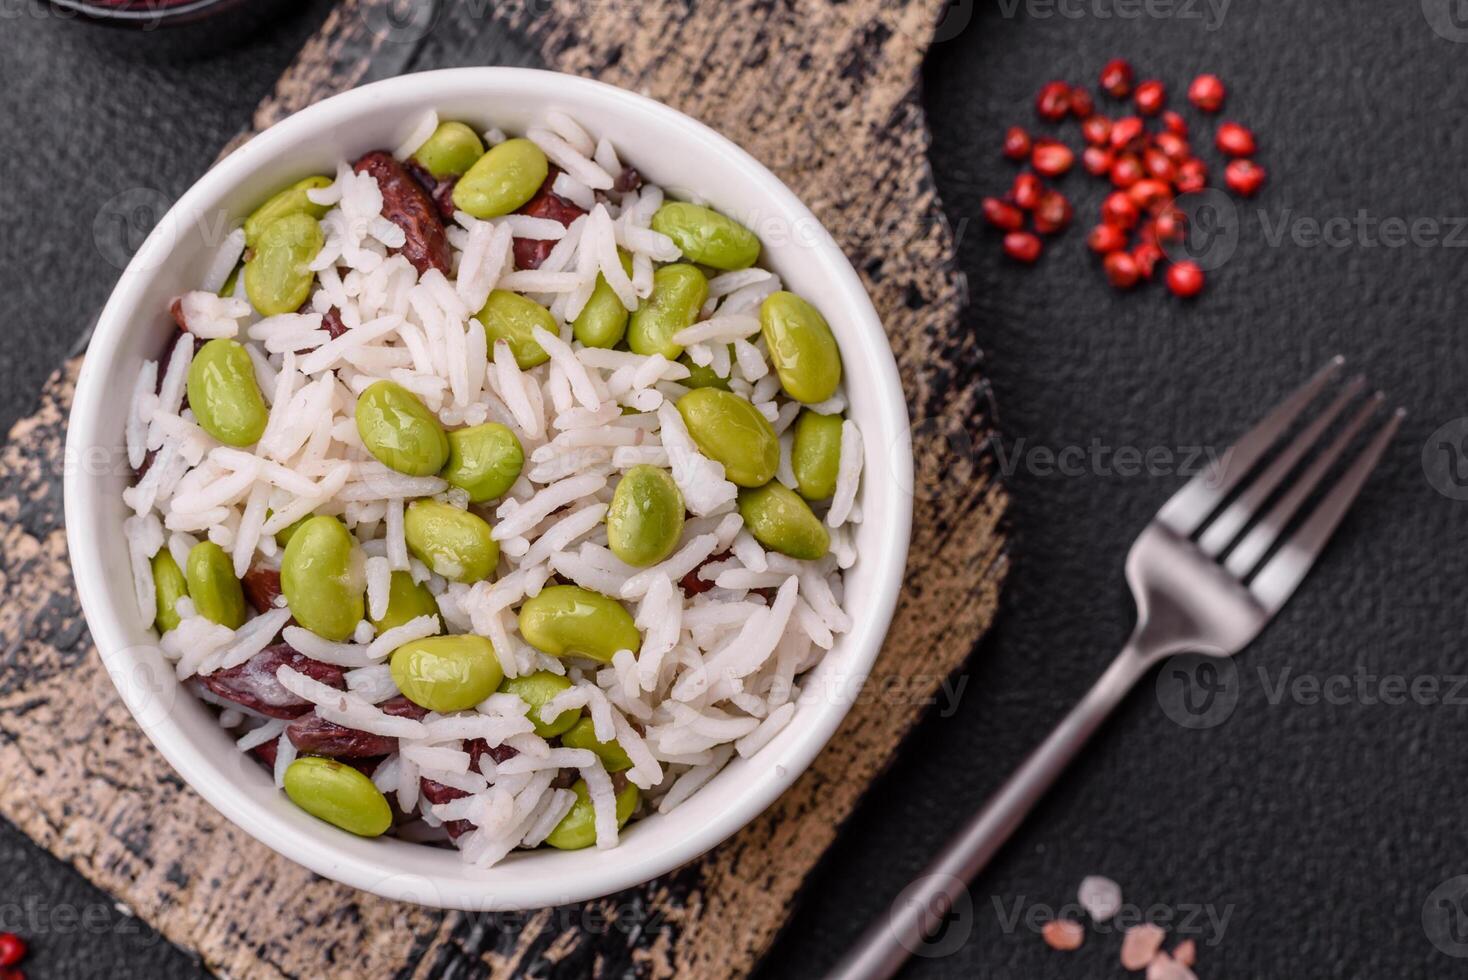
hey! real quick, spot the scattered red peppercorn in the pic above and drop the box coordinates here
[1101,191,1140,229]
[1133,241,1164,279]
[1036,81,1072,121]
[1012,172,1043,210]
[1002,126,1032,161]
[1081,115,1112,146]
[1133,79,1166,115]
[1031,140,1075,177]
[988,60,1264,299]
[1143,147,1177,182]
[1154,131,1189,162]
[1110,153,1144,188]
[1188,74,1226,112]
[1088,223,1128,253]
[0,934,24,968]
[1128,178,1172,210]
[1175,158,1208,193]
[1109,116,1145,151]
[1082,146,1114,176]
[1153,207,1185,242]
[1003,231,1043,263]
[1166,260,1205,297]
[1215,121,1257,157]
[1224,158,1267,196]
[1033,190,1073,234]
[1103,251,1141,288]
[982,196,1025,231]
[1099,58,1133,98]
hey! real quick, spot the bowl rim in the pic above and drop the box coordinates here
[45,0,244,25]
[64,66,913,910]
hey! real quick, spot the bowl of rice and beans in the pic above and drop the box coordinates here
[65,68,911,910]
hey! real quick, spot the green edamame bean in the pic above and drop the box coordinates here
[452,137,548,219]
[390,634,504,712]
[403,500,499,584]
[650,201,761,271]
[244,211,324,317]
[500,671,579,738]
[185,541,246,629]
[354,380,450,477]
[759,291,843,404]
[275,513,313,548]
[675,388,780,487]
[369,570,441,634]
[791,410,843,501]
[679,351,731,391]
[607,465,684,567]
[243,175,333,247]
[544,779,639,850]
[627,264,708,360]
[572,250,635,349]
[218,262,241,299]
[475,290,555,369]
[737,482,829,560]
[283,756,392,837]
[442,423,524,504]
[151,549,189,633]
[281,516,365,642]
[187,338,268,447]
[518,585,640,663]
[411,121,485,179]
[560,716,632,772]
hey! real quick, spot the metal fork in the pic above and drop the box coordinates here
[829,358,1402,980]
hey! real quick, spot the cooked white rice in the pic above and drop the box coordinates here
[124,109,865,868]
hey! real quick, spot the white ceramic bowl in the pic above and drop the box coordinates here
[65,68,911,910]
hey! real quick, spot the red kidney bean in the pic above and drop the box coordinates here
[241,564,284,615]
[200,644,345,719]
[287,714,398,757]
[321,306,349,340]
[512,167,587,270]
[352,150,451,276]
[613,166,644,195]
[681,551,732,595]
[403,159,460,223]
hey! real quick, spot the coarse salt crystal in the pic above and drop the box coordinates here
[1120,923,1167,971]
[1041,919,1085,951]
[1078,874,1123,921]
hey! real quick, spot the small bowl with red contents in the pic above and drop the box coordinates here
[45,0,293,55]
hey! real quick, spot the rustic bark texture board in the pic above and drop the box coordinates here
[0,0,1009,976]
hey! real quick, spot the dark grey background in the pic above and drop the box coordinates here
[4,0,1468,977]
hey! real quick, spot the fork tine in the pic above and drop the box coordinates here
[1196,375,1365,557]
[1225,391,1382,577]
[1156,356,1345,536]
[1247,406,1403,614]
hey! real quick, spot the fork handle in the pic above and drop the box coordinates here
[826,644,1154,980]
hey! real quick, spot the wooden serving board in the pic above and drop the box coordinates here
[0,1,1008,976]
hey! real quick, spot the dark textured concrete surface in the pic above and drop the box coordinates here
[4,1,1468,977]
